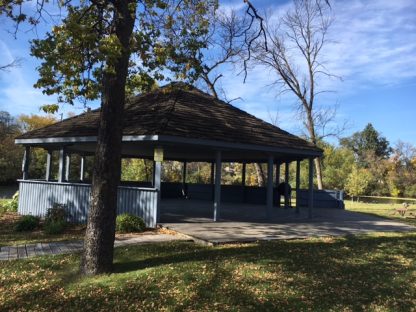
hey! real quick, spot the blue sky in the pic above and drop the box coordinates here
[0,0,415,146]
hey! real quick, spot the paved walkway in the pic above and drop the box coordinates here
[0,234,190,261]
[163,208,416,245]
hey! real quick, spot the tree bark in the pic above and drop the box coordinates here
[254,163,265,187]
[81,0,135,275]
[305,108,324,190]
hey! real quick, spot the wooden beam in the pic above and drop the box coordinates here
[242,162,246,203]
[275,162,280,186]
[65,154,70,181]
[295,160,300,214]
[22,146,30,180]
[284,161,290,208]
[80,156,85,181]
[213,151,222,221]
[308,157,314,218]
[45,150,52,181]
[154,160,162,223]
[182,161,187,185]
[58,147,66,183]
[266,155,274,218]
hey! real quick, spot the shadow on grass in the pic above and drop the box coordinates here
[2,233,416,311]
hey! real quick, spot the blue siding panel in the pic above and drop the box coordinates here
[18,180,158,228]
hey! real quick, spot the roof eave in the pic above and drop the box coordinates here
[15,134,322,158]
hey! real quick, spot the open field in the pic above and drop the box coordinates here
[345,200,416,227]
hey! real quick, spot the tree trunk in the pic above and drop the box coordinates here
[305,108,324,190]
[254,163,265,187]
[81,0,135,275]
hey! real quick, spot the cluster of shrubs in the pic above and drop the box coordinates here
[14,206,145,234]
[116,213,146,233]
[14,204,68,234]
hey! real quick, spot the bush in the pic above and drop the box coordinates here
[2,191,19,213]
[116,213,146,233]
[44,204,67,234]
[45,204,67,223]
[15,215,40,232]
[44,220,67,235]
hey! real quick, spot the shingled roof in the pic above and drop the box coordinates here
[16,83,321,155]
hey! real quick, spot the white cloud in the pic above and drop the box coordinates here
[325,0,416,89]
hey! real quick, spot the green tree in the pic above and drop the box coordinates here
[340,123,392,166]
[345,165,372,201]
[18,114,58,179]
[2,0,217,275]
[321,143,354,190]
[0,111,22,183]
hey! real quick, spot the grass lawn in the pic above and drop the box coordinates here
[346,200,416,227]
[1,234,415,311]
[1,200,415,311]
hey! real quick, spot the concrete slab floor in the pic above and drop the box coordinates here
[159,200,415,245]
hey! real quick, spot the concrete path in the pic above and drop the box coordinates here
[163,208,416,245]
[0,234,190,261]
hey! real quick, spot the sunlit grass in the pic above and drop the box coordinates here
[346,200,416,226]
[1,234,416,311]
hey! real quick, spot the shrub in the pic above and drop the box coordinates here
[44,220,67,235]
[45,204,67,223]
[44,203,67,234]
[15,215,40,232]
[2,191,19,213]
[116,213,146,233]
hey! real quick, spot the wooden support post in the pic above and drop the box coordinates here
[275,162,280,186]
[242,162,246,203]
[22,146,30,180]
[58,147,66,183]
[80,156,85,181]
[266,155,274,218]
[210,162,215,184]
[182,161,187,185]
[284,161,290,208]
[308,157,314,218]
[275,162,281,207]
[152,161,156,187]
[45,150,52,181]
[155,160,162,222]
[182,161,187,198]
[213,151,222,221]
[295,160,301,214]
[65,154,70,181]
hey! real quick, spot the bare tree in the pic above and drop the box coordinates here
[252,0,337,189]
[194,10,247,100]
[0,59,21,71]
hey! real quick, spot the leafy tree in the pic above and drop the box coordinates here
[121,159,153,182]
[340,123,392,166]
[387,141,416,198]
[19,114,57,132]
[1,0,218,274]
[321,143,354,190]
[0,112,22,183]
[345,165,372,201]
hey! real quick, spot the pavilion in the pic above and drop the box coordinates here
[15,83,336,228]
